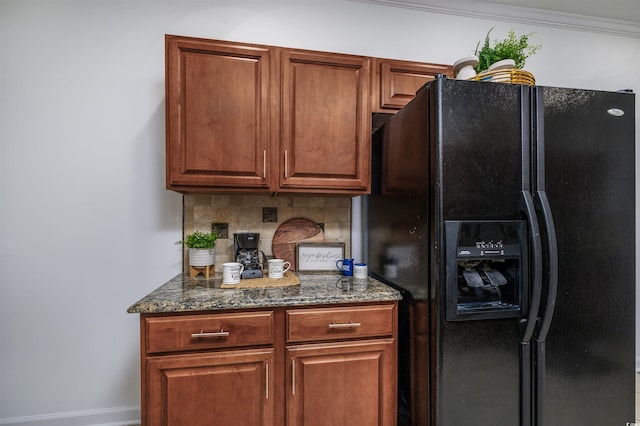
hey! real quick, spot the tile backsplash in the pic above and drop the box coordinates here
[182,194,352,272]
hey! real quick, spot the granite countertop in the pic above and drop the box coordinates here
[127,273,402,314]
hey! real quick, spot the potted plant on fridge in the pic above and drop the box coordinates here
[176,230,218,268]
[474,27,541,74]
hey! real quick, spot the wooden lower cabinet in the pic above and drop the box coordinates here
[286,339,396,426]
[146,349,274,426]
[140,303,397,425]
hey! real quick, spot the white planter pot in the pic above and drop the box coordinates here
[188,248,215,267]
[488,59,516,71]
[453,55,479,80]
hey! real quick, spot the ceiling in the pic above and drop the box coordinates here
[350,0,640,37]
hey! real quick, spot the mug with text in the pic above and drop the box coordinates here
[268,258,291,279]
[222,262,244,285]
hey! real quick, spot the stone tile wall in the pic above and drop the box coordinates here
[182,194,352,272]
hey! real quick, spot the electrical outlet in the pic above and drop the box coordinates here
[212,223,229,239]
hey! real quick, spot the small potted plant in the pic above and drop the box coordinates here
[474,27,541,74]
[176,230,218,267]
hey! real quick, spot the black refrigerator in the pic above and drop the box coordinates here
[364,75,635,426]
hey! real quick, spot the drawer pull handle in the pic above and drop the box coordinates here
[191,329,230,338]
[328,321,361,329]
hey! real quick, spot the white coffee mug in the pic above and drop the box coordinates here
[268,258,291,279]
[222,262,244,285]
[353,263,368,280]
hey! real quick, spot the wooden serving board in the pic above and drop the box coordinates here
[219,270,300,289]
[272,217,324,270]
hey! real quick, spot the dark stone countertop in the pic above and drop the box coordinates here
[127,273,402,314]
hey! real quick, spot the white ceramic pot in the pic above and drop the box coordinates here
[488,59,516,72]
[188,248,215,267]
[453,55,479,80]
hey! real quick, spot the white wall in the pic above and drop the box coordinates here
[1,1,638,424]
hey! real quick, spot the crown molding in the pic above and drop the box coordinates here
[348,0,640,38]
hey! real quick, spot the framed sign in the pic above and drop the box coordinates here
[297,242,345,272]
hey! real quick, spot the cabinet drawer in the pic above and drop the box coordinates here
[286,305,395,343]
[145,311,274,354]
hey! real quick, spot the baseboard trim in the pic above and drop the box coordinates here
[0,405,140,426]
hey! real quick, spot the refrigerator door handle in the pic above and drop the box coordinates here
[533,190,558,426]
[520,190,543,426]
[535,190,558,342]
[532,85,559,426]
[520,84,543,344]
[533,85,559,344]
[521,191,543,340]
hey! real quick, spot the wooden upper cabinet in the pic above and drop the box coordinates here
[372,58,452,113]
[165,35,273,192]
[164,35,450,194]
[279,49,371,193]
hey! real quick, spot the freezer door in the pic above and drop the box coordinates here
[433,78,530,426]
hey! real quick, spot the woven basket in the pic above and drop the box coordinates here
[472,69,535,86]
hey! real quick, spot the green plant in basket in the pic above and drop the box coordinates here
[176,230,218,249]
[474,27,541,73]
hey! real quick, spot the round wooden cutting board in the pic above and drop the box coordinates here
[272,217,325,271]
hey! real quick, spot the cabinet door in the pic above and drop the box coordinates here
[280,49,371,194]
[166,36,273,191]
[146,348,274,426]
[286,339,396,426]
[372,58,452,113]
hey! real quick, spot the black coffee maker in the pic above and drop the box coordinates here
[234,233,263,279]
